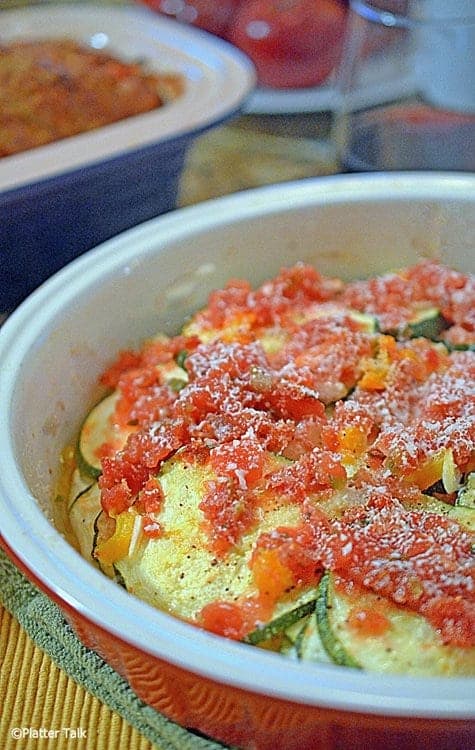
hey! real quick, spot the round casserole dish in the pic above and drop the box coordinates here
[0,173,474,750]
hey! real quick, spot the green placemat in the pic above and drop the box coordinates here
[0,548,230,750]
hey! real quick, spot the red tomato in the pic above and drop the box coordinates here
[140,0,242,38]
[228,0,347,89]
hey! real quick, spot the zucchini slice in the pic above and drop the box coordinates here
[68,472,120,577]
[408,495,474,532]
[347,311,379,334]
[456,473,475,509]
[68,479,102,566]
[384,308,449,341]
[298,611,332,663]
[67,448,301,623]
[115,451,301,622]
[68,469,95,513]
[405,308,448,340]
[77,361,188,480]
[284,616,310,646]
[76,392,126,480]
[315,573,361,669]
[279,616,310,659]
[317,573,475,676]
[441,341,475,352]
[244,593,317,646]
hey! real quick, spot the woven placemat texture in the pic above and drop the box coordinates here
[0,549,229,750]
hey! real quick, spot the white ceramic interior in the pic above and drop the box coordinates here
[0,2,255,192]
[0,173,474,723]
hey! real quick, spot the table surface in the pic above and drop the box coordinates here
[0,28,339,744]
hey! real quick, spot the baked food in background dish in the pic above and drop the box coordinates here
[66,259,474,676]
[0,2,255,312]
[0,38,183,157]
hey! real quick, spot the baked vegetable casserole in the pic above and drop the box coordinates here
[0,39,183,157]
[66,260,475,676]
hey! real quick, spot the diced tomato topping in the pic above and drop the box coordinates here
[92,262,475,647]
[136,476,164,514]
[347,606,391,637]
[142,514,162,539]
[210,436,266,489]
[197,279,253,331]
[99,480,133,517]
[306,494,475,647]
[252,525,320,588]
[267,449,347,503]
[200,600,246,640]
[100,349,142,389]
[261,377,326,420]
[198,482,249,556]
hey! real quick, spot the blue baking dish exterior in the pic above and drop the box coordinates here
[0,3,256,312]
[1,136,186,311]
[2,131,199,312]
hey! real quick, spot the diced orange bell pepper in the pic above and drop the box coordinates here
[251,548,294,602]
[358,362,389,391]
[95,510,139,565]
[359,335,394,391]
[339,425,367,455]
[404,451,445,490]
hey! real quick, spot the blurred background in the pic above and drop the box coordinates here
[0,0,347,210]
[0,0,345,313]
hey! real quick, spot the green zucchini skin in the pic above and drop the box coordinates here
[76,392,119,480]
[77,360,188,481]
[381,308,474,349]
[76,448,102,481]
[457,473,475,509]
[442,342,475,352]
[315,573,361,670]
[296,612,331,663]
[244,595,317,646]
[382,308,446,341]
[406,308,448,340]
[315,572,475,676]
[68,479,102,567]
